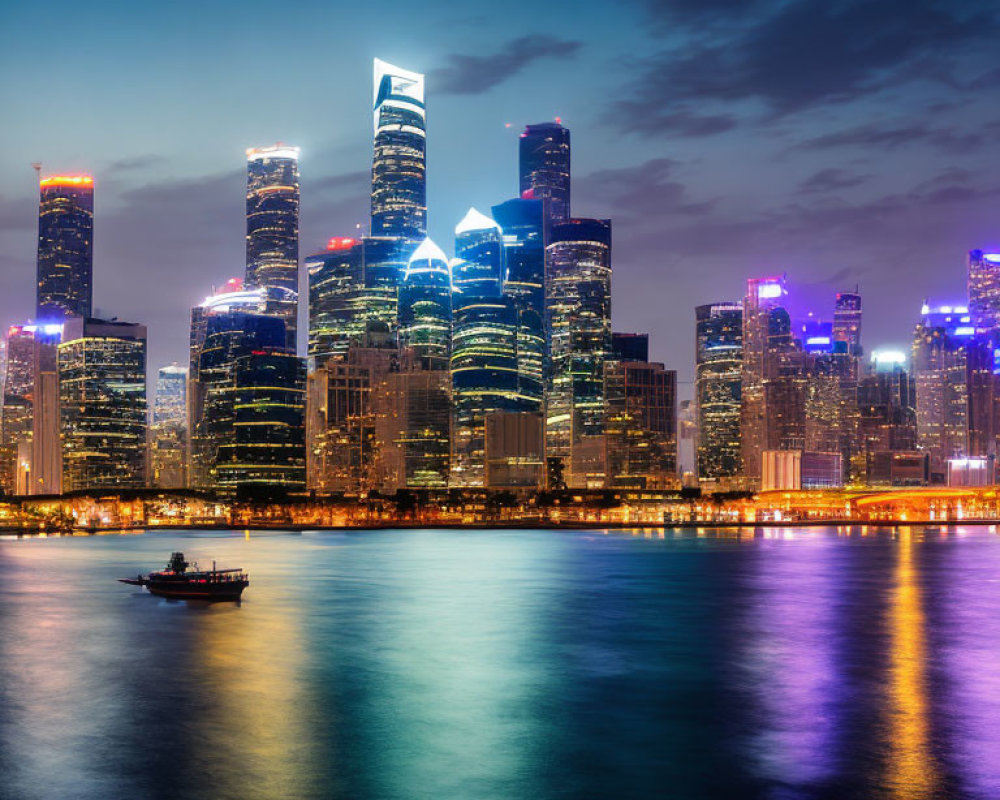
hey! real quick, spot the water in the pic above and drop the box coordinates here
[1,527,1000,800]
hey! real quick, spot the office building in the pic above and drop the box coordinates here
[832,290,862,353]
[968,250,1000,331]
[545,218,612,487]
[37,175,94,320]
[59,318,147,492]
[398,238,452,369]
[492,198,545,410]
[371,59,426,239]
[245,145,300,350]
[519,122,570,225]
[695,303,743,481]
[149,364,188,489]
[484,412,544,490]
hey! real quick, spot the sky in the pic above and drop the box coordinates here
[1,0,998,394]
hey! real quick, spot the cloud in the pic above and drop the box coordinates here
[430,35,582,95]
[575,158,716,221]
[106,154,169,174]
[610,0,999,134]
[797,168,870,194]
[795,120,1000,154]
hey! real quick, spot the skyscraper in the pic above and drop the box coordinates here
[307,237,363,367]
[740,276,791,482]
[188,311,287,490]
[36,175,94,321]
[245,144,300,350]
[968,250,1000,331]
[545,218,612,487]
[58,318,147,492]
[450,209,520,486]
[833,290,863,353]
[519,122,570,225]
[215,349,306,496]
[695,303,743,481]
[149,364,188,489]
[0,326,37,493]
[398,238,452,370]
[492,198,545,410]
[371,59,426,239]
[912,303,972,482]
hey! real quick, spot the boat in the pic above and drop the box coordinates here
[119,552,249,601]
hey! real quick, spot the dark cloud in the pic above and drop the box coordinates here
[611,0,999,134]
[575,158,716,220]
[430,35,582,95]
[106,154,169,174]
[608,105,739,137]
[797,168,869,194]
[795,120,1000,154]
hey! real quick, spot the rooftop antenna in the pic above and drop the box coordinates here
[31,162,42,180]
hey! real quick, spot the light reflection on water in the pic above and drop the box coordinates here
[1,527,999,800]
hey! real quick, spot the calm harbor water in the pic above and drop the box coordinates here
[1,527,1000,800]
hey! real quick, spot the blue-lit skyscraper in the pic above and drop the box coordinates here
[245,144,300,351]
[37,175,94,321]
[398,238,452,369]
[492,198,545,410]
[450,208,520,486]
[519,122,570,225]
[545,218,612,487]
[371,59,426,239]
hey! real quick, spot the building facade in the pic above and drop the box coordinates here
[695,303,743,481]
[545,218,612,487]
[245,144,300,350]
[519,122,570,225]
[58,319,147,492]
[37,175,94,321]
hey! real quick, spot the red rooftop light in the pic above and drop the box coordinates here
[327,237,356,251]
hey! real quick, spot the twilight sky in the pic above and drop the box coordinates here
[1,0,998,392]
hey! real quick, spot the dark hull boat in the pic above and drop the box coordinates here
[120,552,248,601]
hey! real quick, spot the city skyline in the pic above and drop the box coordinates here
[2,0,998,388]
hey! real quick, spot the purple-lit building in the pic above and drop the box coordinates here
[968,250,1000,331]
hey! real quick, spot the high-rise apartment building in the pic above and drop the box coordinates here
[245,144,300,350]
[58,318,147,492]
[519,122,570,225]
[37,175,94,320]
[545,218,612,487]
[371,59,426,239]
[695,303,743,481]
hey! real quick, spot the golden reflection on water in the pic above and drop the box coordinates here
[886,528,938,799]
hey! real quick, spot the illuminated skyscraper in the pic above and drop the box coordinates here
[519,122,570,225]
[58,318,147,492]
[149,364,188,489]
[968,250,1000,331]
[0,326,36,493]
[740,276,792,482]
[450,209,519,486]
[545,218,612,487]
[371,59,426,239]
[188,311,287,490]
[912,303,972,482]
[36,175,94,320]
[398,238,452,369]
[833,290,862,353]
[695,303,743,481]
[492,198,545,409]
[857,353,920,485]
[215,350,306,497]
[245,144,300,350]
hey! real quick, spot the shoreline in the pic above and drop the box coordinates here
[3,518,999,536]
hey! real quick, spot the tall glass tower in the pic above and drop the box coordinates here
[245,144,300,350]
[519,122,570,225]
[450,208,520,486]
[695,303,743,480]
[833,290,863,353]
[37,175,94,321]
[371,59,426,239]
[492,198,545,410]
[398,238,452,369]
[545,218,612,486]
